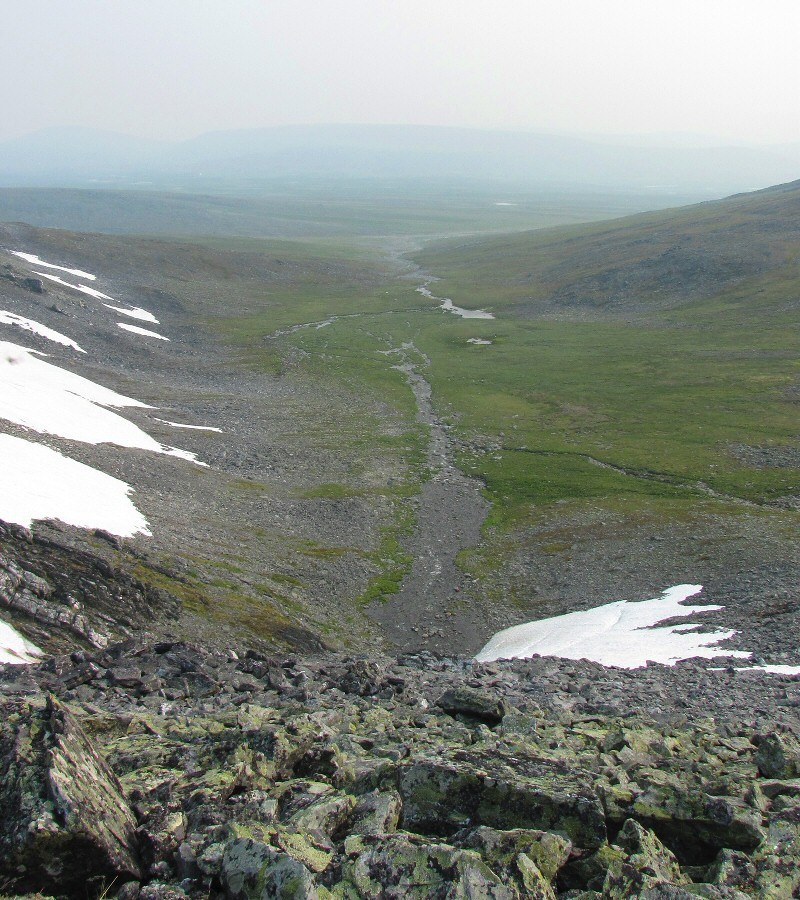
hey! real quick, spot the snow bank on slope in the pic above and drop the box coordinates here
[0,433,150,536]
[117,323,169,341]
[104,304,159,324]
[0,341,202,464]
[476,584,751,668]
[34,271,114,301]
[0,310,85,352]
[11,251,96,280]
[156,419,222,433]
[0,618,42,665]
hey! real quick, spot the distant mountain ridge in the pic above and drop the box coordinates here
[1,123,798,194]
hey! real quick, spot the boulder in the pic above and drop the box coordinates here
[349,789,403,835]
[755,733,800,779]
[341,832,513,899]
[602,818,689,897]
[398,755,606,850]
[221,838,319,899]
[0,696,141,894]
[454,825,571,882]
[437,686,508,725]
[620,780,765,862]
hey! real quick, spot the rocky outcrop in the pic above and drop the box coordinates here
[0,522,180,653]
[1,263,45,293]
[0,641,799,898]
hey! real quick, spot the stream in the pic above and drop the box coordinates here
[366,340,490,652]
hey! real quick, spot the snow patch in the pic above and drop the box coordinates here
[11,251,96,281]
[735,664,800,676]
[417,284,494,320]
[476,584,751,668]
[0,310,85,352]
[34,271,114,301]
[467,338,493,345]
[117,323,169,341]
[0,341,203,464]
[156,418,223,433]
[0,617,42,665]
[0,433,150,537]
[104,304,159,324]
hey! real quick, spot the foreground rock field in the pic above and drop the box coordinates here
[1,639,799,899]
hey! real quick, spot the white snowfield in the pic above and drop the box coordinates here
[0,433,150,537]
[749,664,800,675]
[0,310,85,352]
[476,584,752,668]
[34,271,114,301]
[0,252,208,670]
[11,251,96,281]
[117,322,170,341]
[0,341,202,464]
[0,617,42,665]
[104,304,160,324]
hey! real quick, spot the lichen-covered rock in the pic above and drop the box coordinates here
[454,825,571,882]
[264,854,320,898]
[398,755,606,849]
[755,733,800,780]
[1,638,799,898]
[602,819,689,897]
[339,659,389,696]
[286,791,357,839]
[561,843,627,893]
[515,853,557,899]
[707,805,800,897]
[349,789,403,835]
[0,695,141,893]
[436,686,508,726]
[623,780,765,862]
[340,832,513,899]
[221,838,320,899]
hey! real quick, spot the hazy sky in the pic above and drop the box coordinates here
[3,0,799,145]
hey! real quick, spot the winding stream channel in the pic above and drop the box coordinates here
[366,338,491,651]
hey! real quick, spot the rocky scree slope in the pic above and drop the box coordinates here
[0,222,415,656]
[1,639,800,898]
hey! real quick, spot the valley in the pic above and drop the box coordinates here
[0,181,798,670]
[0,178,799,899]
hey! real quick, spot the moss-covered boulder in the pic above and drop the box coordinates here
[602,818,690,897]
[755,733,800,780]
[221,837,320,899]
[436,686,508,726]
[339,832,513,899]
[454,825,571,882]
[398,755,606,850]
[619,779,765,863]
[0,696,141,894]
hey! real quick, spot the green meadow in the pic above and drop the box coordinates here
[180,181,799,620]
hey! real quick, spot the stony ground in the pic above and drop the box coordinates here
[1,639,800,899]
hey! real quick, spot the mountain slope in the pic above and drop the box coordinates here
[416,179,800,317]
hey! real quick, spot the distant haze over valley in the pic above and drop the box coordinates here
[1,124,798,196]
